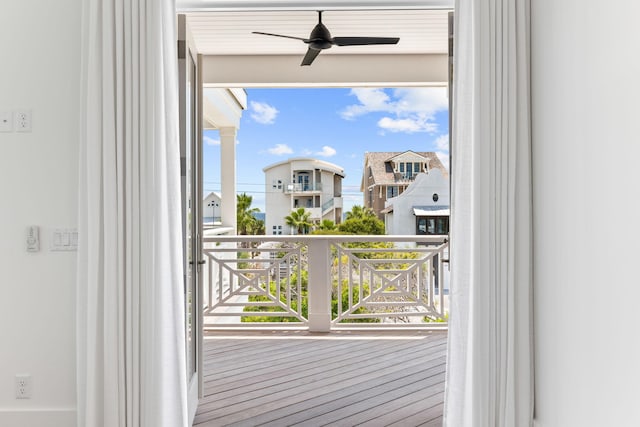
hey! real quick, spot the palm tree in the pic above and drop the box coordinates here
[237,193,260,235]
[318,219,337,231]
[284,207,313,235]
[345,205,375,221]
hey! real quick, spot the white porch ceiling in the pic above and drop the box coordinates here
[185,9,451,57]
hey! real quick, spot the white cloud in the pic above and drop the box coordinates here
[434,134,449,151]
[315,146,337,157]
[250,101,279,124]
[378,116,438,134]
[340,87,448,134]
[340,88,391,120]
[392,87,449,116]
[267,144,293,155]
[204,135,220,146]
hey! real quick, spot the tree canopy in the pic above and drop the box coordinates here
[317,219,337,231]
[237,193,264,235]
[338,205,385,235]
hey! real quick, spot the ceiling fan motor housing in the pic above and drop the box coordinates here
[308,23,333,50]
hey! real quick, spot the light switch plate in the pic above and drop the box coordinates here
[0,111,12,132]
[51,228,78,251]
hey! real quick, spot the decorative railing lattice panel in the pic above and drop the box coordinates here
[203,243,307,323]
[332,243,448,324]
[202,235,448,330]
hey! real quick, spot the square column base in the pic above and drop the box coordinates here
[308,312,331,333]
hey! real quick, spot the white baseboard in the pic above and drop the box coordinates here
[0,408,76,427]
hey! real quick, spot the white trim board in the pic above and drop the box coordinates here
[0,409,76,427]
[177,1,454,12]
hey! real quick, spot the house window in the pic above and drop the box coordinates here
[387,186,398,198]
[416,216,449,235]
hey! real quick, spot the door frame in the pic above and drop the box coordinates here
[178,14,204,424]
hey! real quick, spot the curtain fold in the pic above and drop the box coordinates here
[77,0,188,426]
[444,0,533,426]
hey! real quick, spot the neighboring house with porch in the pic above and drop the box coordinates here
[264,158,344,235]
[360,151,448,220]
[382,168,450,236]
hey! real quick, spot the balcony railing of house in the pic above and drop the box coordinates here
[202,235,449,332]
[321,198,334,213]
[285,182,322,193]
[394,174,417,183]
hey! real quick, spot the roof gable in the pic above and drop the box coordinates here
[386,150,428,163]
[361,151,448,188]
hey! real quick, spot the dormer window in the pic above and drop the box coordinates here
[396,161,423,179]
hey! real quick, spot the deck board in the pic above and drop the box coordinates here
[194,330,447,427]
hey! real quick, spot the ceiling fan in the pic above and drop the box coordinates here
[252,11,400,66]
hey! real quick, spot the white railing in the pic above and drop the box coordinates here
[321,197,334,212]
[284,182,322,193]
[202,235,449,331]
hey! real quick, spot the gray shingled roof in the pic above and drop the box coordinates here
[360,151,448,191]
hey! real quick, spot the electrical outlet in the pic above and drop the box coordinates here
[14,110,32,132]
[15,374,31,399]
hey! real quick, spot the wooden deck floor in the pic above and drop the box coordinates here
[194,329,447,427]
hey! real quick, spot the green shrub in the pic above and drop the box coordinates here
[332,281,380,323]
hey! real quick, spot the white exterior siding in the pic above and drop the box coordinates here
[384,169,449,235]
[203,192,222,224]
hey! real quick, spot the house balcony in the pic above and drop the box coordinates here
[393,172,418,183]
[201,235,449,331]
[194,329,447,426]
[197,234,449,426]
[284,182,323,193]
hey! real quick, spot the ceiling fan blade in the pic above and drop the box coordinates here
[301,47,322,66]
[333,37,400,46]
[252,31,307,42]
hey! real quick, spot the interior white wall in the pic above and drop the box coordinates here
[531,1,640,426]
[0,0,80,425]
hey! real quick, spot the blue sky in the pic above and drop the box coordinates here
[203,87,449,213]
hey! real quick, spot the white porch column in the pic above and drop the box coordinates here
[307,238,332,332]
[220,127,237,233]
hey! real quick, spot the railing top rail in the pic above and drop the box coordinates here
[203,234,448,244]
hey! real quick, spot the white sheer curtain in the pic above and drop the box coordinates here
[77,0,188,426]
[445,0,533,426]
